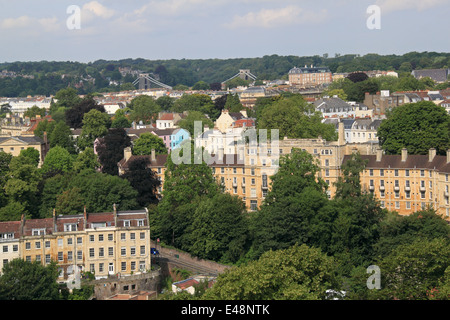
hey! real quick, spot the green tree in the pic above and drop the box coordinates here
[377,101,450,155]
[132,132,167,156]
[370,238,450,300]
[65,95,104,129]
[41,146,73,174]
[257,94,337,140]
[156,143,220,249]
[18,147,40,167]
[128,95,161,124]
[77,109,111,150]
[73,147,100,173]
[24,105,46,118]
[55,187,85,215]
[189,193,249,263]
[224,93,244,113]
[177,111,213,137]
[0,259,60,300]
[50,87,81,114]
[192,81,210,90]
[202,244,339,300]
[251,149,331,259]
[50,121,76,154]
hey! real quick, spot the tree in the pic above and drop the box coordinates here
[370,238,450,300]
[177,111,213,137]
[373,209,450,258]
[65,95,105,129]
[50,121,76,154]
[18,147,40,167]
[347,72,369,83]
[96,128,131,176]
[121,157,161,207]
[73,147,100,173]
[41,146,73,174]
[24,105,46,118]
[55,187,85,215]
[251,149,331,259]
[77,109,111,150]
[202,244,339,300]
[0,259,60,300]
[192,81,210,90]
[224,93,244,112]
[155,96,175,111]
[155,143,220,249]
[257,94,337,141]
[50,87,81,114]
[188,193,249,263]
[128,95,161,124]
[111,115,131,129]
[377,101,450,155]
[132,132,167,156]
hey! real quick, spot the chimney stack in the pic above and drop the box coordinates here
[376,148,383,162]
[151,149,156,162]
[401,148,408,162]
[338,122,345,146]
[83,206,87,230]
[429,148,436,162]
[447,149,450,163]
[123,147,132,162]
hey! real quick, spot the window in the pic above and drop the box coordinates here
[67,238,73,245]
[58,252,63,261]
[137,219,144,227]
[123,220,130,227]
[250,200,258,211]
[394,180,399,188]
[89,235,95,242]
[98,234,104,242]
[406,202,411,209]
[221,168,224,174]
[369,169,373,176]
[405,191,411,199]
[251,188,256,198]
[32,228,45,236]
[58,238,63,247]
[140,232,145,240]
[2,245,7,253]
[77,237,82,244]
[395,191,399,198]
[121,247,126,256]
[25,242,31,250]
[35,241,40,249]
[380,191,385,198]
[67,251,73,261]
[421,191,426,199]
[89,248,94,258]
[13,245,18,252]
[405,169,410,177]
[131,247,136,256]
[251,168,255,176]
[140,246,146,255]
[121,233,126,241]
[108,234,113,241]
[395,202,400,209]
[64,224,77,232]
[131,261,136,271]
[99,263,104,273]
[325,169,330,177]
[130,233,135,240]
[420,170,425,177]
[90,264,95,273]
[108,247,114,256]
[380,201,385,208]
[77,251,82,260]
[380,169,384,177]
[394,169,399,177]
[99,248,104,257]
[109,263,114,273]
[139,261,146,271]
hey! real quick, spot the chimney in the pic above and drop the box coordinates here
[53,208,57,233]
[401,148,408,162]
[113,203,117,226]
[151,149,156,162]
[338,122,345,146]
[124,147,132,161]
[218,147,224,160]
[20,214,25,236]
[447,149,450,163]
[376,148,383,162]
[83,206,87,230]
[429,148,436,162]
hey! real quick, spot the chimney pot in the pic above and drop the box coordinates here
[376,148,383,162]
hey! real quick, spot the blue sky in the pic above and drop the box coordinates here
[0,0,449,62]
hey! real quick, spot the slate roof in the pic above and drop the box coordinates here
[412,69,450,82]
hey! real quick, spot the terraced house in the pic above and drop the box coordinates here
[0,207,151,282]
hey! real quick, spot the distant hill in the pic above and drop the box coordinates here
[0,51,449,97]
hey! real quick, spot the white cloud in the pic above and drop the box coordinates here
[375,0,449,13]
[225,6,328,29]
[0,15,61,33]
[83,1,115,19]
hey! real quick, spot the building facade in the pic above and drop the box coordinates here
[288,66,332,87]
[0,207,152,282]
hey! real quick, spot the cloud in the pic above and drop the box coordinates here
[375,0,449,13]
[81,1,116,25]
[0,15,61,33]
[225,6,328,29]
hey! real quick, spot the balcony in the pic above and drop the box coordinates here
[369,185,374,191]
[420,186,426,192]
[394,186,400,191]
[379,185,385,191]
[404,186,410,192]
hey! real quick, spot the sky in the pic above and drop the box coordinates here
[0,0,449,63]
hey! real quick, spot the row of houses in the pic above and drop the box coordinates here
[0,207,152,284]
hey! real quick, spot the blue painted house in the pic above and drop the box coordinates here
[170,128,190,150]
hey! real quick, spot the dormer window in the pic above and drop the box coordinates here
[32,228,46,236]
[64,224,77,232]
[124,220,131,227]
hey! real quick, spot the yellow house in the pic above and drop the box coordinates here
[0,134,48,166]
